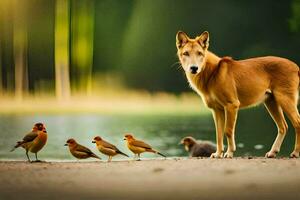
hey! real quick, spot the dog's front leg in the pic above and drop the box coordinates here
[210,108,225,158]
[224,101,240,158]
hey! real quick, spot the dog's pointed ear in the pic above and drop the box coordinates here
[197,31,209,49]
[176,31,189,49]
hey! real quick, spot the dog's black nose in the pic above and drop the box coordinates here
[190,66,198,74]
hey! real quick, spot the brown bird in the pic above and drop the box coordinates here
[180,136,216,157]
[124,133,166,160]
[92,136,129,162]
[11,123,48,162]
[65,138,101,160]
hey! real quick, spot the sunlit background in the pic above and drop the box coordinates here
[0,0,300,160]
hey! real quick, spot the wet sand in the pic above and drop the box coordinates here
[0,158,299,200]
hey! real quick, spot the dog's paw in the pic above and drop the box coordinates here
[210,152,223,159]
[224,151,234,159]
[289,151,299,158]
[265,151,277,158]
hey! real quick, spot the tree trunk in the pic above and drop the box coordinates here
[55,0,71,101]
[13,0,28,101]
[71,0,94,95]
[0,34,3,95]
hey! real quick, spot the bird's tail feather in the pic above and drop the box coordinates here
[148,149,166,158]
[157,151,166,158]
[10,147,16,152]
[10,141,23,152]
[91,153,101,160]
[118,151,129,157]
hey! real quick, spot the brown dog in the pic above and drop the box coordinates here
[176,31,300,158]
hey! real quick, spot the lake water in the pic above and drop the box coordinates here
[0,107,296,160]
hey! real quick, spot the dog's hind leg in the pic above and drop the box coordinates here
[264,96,288,158]
[277,93,300,158]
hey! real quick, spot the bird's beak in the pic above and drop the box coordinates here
[64,143,68,146]
[178,140,184,145]
[92,141,96,143]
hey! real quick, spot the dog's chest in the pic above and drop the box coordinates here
[187,75,218,108]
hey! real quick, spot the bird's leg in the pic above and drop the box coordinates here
[26,151,31,162]
[108,156,112,162]
[34,153,41,162]
[137,154,141,161]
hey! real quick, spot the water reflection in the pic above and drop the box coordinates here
[0,107,296,160]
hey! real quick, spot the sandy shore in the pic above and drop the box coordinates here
[0,158,299,200]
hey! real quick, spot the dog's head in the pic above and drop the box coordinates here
[176,31,209,75]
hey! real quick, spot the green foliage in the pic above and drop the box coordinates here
[0,0,299,94]
[289,0,300,32]
[71,0,94,94]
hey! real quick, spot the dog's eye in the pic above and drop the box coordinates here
[197,51,203,56]
[183,51,189,56]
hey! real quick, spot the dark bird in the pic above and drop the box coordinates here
[93,136,129,162]
[11,123,48,162]
[180,136,216,157]
[65,138,101,160]
[124,133,166,160]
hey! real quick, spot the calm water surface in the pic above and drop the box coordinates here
[0,107,296,160]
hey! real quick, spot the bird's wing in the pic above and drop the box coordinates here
[102,140,118,150]
[22,131,38,143]
[75,144,100,159]
[76,144,94,154]
[131,140,152,149]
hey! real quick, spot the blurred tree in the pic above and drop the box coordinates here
[288,0,300,64]
[55,0,71,100]
[0,0,299,96]
[91,0,134,92]
[0,0,4,95]
[93,0,134,72]
[289,0,300,33]
[26,0,55,95]
[0,24,2,95]
[119,0,186,92]
[70,0,94,95]
[0,0,14,94]
[13,0,29,101]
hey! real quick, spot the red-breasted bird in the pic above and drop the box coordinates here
[65,138,101,160]
[92,136,129,162]
[124,133,166,160]
[11,123,48,162]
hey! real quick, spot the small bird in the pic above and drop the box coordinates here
[11,123,48,162]
[65,138,101,160]
[180,136,216,157]
[92,136,129,162]
[124,133,166,160]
